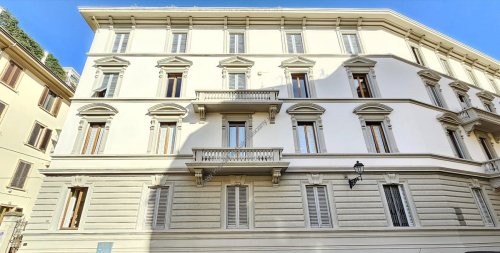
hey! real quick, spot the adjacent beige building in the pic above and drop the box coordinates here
[16,7,500,253]
[0,26,73,225]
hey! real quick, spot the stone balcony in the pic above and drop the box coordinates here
[458,107,500,142]
[485,158,500,190]
[192,89,282,123]
[185,147,289,186]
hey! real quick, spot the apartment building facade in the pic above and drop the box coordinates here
[18,8,500,253]
[0,27,73,227]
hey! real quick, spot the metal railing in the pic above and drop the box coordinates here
[192,147,283,163]
[195,90,279,101]
[458,107,500,123]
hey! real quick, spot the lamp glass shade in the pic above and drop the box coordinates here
[353,161,364,175]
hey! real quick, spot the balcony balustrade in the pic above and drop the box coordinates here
[458,107,500,142]
[192,89,282,123]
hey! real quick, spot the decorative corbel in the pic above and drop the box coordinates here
[357,17,362,31]
[108,16,114,29]
[194,169,203,187]
[269,105,278,124]
[418,34,425,46]
[166,16,171,30]
[71,175,89,187]
[272,168,282,186]
[469,178,481,188]
[404,29,412,41]
[246,17,250,30]
[224,16,228,30]
[280,17,285,30]
[302,17,307,30]
[189,16,193,30]
[198,105,206,121]
[336,17,341,30]
[92,16,100,30]
[131,16,136,28]
[308,173,322,185]
[446,47,453,57]
[384,173,400,184]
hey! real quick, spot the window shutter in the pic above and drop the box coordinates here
[237,73,246,89]
[227,186,237,228]
[383,185,410,227]
[1,62,14,83]
[237,34,245,53]
[120,33,129,53]
[10,162,31,189]
[286,34,294,53]
[39,129,52,151]
[229,34,236,53]
[306,186,331,228]
[238,186,248,227]
[112,34,122,53]
[28,123,42,146]
[0,102,5,116]
[51,97,62,116]
[145,187,169,230]
[306,186,319,227]
[38,87,49,106]
[9,65,22,87]
[106,74,118,98]
[351,35,361,54]
[171,33,179,53]
[316,186,332,227]
[294,34,304,53]
[228,74,236,89]
[179,33,187,53]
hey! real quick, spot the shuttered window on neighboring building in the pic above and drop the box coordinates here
[112,33,129,53]
[93,73,119,98]
[471,188,495,227]
[306,185,332,228]
[1,61,22,88]
[229,33,245,53]
[171,33,187,53]
[228,73,246,89]
[383,184,414,227]
[227,185,248,229]
[286,33,304,53]
[145,186,169,230]
[27,122,53,152]
[38,87,62,116]
[0,101,6,119]
[9,161,31,189]
[61,187,88,229]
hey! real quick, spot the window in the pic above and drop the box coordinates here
[165,73,182,97]
[156,123,176,155]
[0,206,15,225]
[366,122,390,153]
[410,46,424,66]
[488,78,499,93]
[61,187,87,229]
[145,186,169,230]
[297,122,318,154]
[112,32,129,53]
[439,57,453,76]
[228,73,246,89]
[171,33,187,53]
[0,101,6,120]
[93,73,118,98]
[353,73,373,98]
[291,73,309,98]
[465,68,479,86]
[286,33,304,54]
[1,61,22,88]
[228,122,246,148]
[457,93,471,109]
[81,123,105,155]
[446,129,466,159]
[229,33,245,53]
[426,84,445,107]
[305,185,332,228]
[471,188,495,227]
[479,137,495,160]
[342,33,362,54]
[27,122,52,151]
[38,88,62,116]
[483,102,494,113]
[383,184,414,227]
[226,185,248,229]
[9,161,31,189]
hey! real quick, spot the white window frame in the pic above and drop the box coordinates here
[8,160,32,190]
[92,57,129,98]
[169,30,190,54]
[222,114,253,148]
[343,57,381,98]
[226,30,247,54]
[470,186,496,227]
[487,76,500,94]
[111,32,130,53]
[0,100,7,125]
[417,70,448,108]
[379,179,419,227]
[437,55,454,77]
[287,103,327,153]
[283,30,307,54]
[219,56,254,90]
[72,104,117,155]
[137,176,174,231]
[354,103,399,153]
[221,182,253,229]
[407,42,426,66]
[107,29,133,53]
[475,131,498,160]
[304,185,333,228]
[464,66,479,86]
[340,31,364,55]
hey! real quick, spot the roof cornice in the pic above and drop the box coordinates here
[78,7,499,76]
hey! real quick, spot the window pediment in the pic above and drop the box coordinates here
[280,56,315,68]
[94,56,130,67]
[157,56,193,68]
[78,103,118,116]
[437,112,461,126]
[418,69,441,82]
[287,103,325,115]
[476,91,495,101]
[219,56,254,68]
[148,103,187,116]
[343,56,377,68]
[353,103,393,115]
[449,81,470,92]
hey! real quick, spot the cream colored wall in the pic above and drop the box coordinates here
[0,53,70,217]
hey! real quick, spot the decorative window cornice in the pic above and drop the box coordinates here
[286,102,325,115]
[417,69,441,83]
[476,91,495,101]
[280,56,315,68]
[437,112,461,126]
[449,81,470,92]
[353,102,393,115]
[157,56,193,68]
[343,56,377,68]
[78,103,118,116]
[148,103,187,116]
[94,56,130,67]
[219,56,254,68]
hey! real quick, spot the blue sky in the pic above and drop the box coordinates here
[1,0,498,73]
